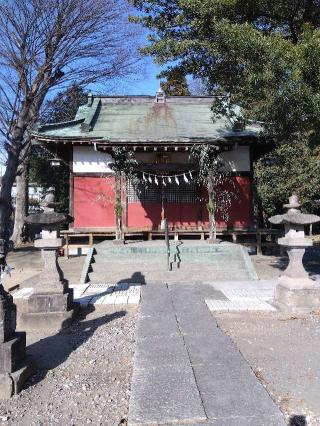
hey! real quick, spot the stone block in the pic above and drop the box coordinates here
[129,365,206,426]
[193,363,282,419]
[27,290,73,313]
[11,355,36,395]
[0,373,13,399]
[112,239,125,245]
[12,296,30,316]
[274,284,320,313]
[34,238,63,248]
[0,296,16,343]
[19,309,75,331]
[0,332,26,374]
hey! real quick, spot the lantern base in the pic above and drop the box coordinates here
[274,284,320,313]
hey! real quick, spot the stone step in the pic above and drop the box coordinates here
[96,246,172,255]
[93,254,173,263]
[88,271,252,284]
[92,254,245,264]
[90,264,246,275]
[95,243,244,256]
[93,253,242,262]
[90,242,258,283]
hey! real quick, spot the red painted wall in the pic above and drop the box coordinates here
[73,175,252,230]
[127,202,199,228]
[127,176,252,229]
[201,176,252,228]
[73,176,115,228]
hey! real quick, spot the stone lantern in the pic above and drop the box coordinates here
[269,194,320,312]
[22,189,77,330]
[0,240,35,398]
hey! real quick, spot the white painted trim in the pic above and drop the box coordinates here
[73,146,114,173]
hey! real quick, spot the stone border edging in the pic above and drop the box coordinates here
[79,247,95,284]
[240,245,259,280]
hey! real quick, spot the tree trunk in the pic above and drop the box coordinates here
[207,188,216,241]
[115,172,122,240]
[209,211,217,241]
[11,159,29,246]
[0,150,20,256]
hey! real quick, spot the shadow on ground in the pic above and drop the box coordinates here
[116,272,146,286]
[25,308,126,389]
[289,415,307,426]
[267,247,320,277]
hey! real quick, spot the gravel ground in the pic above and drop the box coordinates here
[0,306,137,426]
[215,311,320,426]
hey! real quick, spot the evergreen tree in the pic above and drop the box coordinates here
[41,85,87,124]
[161,69,190,96]
[132,1,320,218]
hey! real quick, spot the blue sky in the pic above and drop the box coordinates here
[121,58,161,95]
[90,56,162,96]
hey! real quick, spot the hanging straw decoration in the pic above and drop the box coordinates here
[141,170,195,186]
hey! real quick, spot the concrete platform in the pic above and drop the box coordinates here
[89,241,258,284]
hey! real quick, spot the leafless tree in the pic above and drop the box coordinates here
[0,0,141,250]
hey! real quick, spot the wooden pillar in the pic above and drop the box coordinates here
[69,146,74,227]
[196,183,203,229]
[257,231,262,255]
[121,173,128,238]
[64,235,69,259]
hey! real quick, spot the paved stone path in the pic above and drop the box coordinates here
[12,282,141,307]
[207,279,278,312]
[129,282,286,426]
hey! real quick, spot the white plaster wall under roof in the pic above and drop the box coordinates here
[73,146,114,173]
[135,147,250,172]
[72,145,250,174]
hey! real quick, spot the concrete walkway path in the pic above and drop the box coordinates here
[129,282,286,426]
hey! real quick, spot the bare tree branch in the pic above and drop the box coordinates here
[0,0,142,251]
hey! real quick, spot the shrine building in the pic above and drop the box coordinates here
[32,91,261,241]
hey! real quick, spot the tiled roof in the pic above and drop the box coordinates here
[34,95,260,143]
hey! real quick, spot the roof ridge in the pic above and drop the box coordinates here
[37,117,85,132]
[81,98,101,133]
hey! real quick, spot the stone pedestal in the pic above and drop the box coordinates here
[269,195,320,313]
[274,285,320,313]
[207,238,221,244]
[273,244,320,313]
[112,239,125,245]
[0,291,35,399]
[278,246,315,289]
[19,237,78,331]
